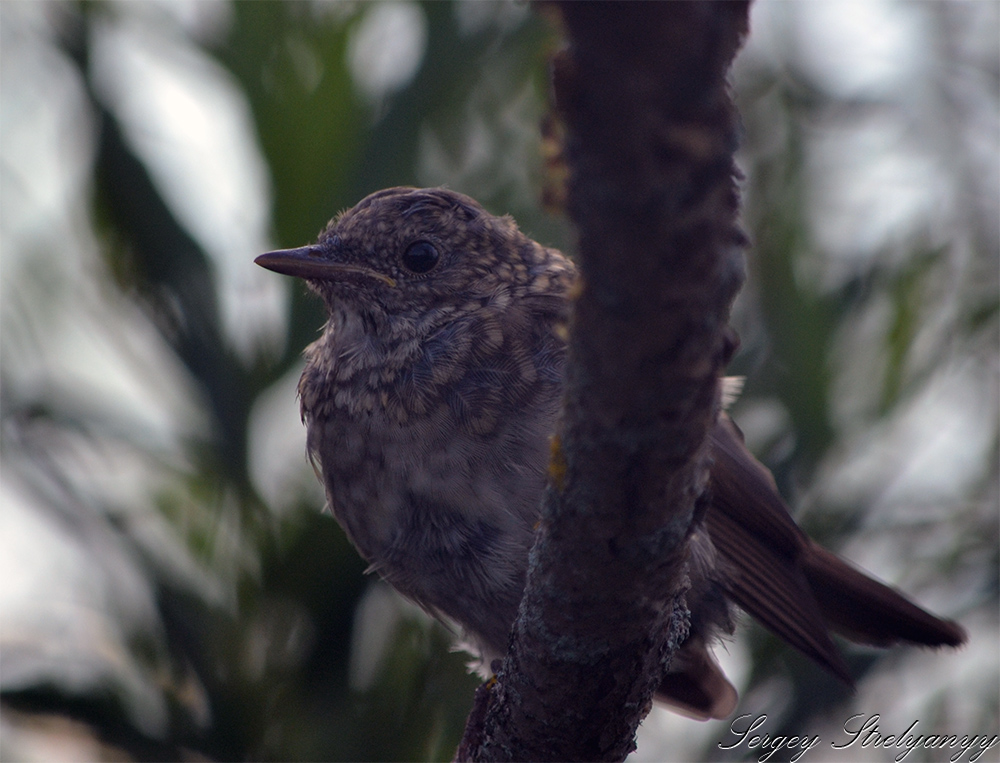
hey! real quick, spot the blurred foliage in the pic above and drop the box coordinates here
[1,2,997,762]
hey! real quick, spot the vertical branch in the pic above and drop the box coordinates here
[457,3,749,760]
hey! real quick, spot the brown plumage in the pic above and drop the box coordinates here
[256,186,965,720]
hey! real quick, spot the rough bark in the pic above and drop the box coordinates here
[456,3,749,760]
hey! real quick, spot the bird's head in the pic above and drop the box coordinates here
[255,187,569,331]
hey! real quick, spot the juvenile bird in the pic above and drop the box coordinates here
[256,187,965,719]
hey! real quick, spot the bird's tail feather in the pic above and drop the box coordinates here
[802,542,967,648]
[707,415,965,688]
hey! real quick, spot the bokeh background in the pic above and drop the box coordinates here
[1,2,997,761]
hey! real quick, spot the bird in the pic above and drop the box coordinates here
[255,186,966,720]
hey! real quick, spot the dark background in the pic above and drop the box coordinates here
[1,2,997,760]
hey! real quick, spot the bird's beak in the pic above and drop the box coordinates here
[255,246,396,287]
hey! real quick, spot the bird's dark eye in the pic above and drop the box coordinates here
[401,241,439,274]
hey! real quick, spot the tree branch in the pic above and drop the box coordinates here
[456,4,749,760]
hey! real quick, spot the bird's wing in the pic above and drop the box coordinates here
[707,415,854,684]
